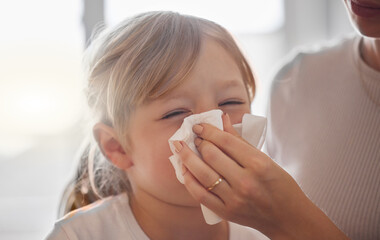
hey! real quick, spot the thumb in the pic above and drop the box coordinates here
[222,112,240,137]
[222,113,251,145]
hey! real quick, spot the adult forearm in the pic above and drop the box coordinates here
[269,198,349,240]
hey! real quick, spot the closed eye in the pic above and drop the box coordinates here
[219,100,245,106]
[162,109,189,119]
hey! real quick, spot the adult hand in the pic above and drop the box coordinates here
[174,113,348,240]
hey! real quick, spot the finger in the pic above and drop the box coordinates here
[183,168,226,215]
[192,123,262,167]
[194,137,242,187]
[222,113,250,146]
[178,141,232,198]
[222,113,239,136]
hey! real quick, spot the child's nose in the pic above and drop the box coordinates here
[194,100,219,115]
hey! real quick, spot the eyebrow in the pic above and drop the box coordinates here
[160,79,244,102]
[219,79,244,89]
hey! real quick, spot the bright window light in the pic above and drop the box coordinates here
[106,0,284,34]
[0,0,84,137]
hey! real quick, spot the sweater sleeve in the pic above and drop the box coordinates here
[44,223,71,240]
[265,49,304,159]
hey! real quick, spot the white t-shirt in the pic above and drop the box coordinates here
[266,35,380,240]
[45,193,268,240]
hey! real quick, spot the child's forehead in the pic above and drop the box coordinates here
[154,78,246,102]
[146,41,246,103]
[142,38,248,104]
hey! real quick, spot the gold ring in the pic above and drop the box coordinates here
[206,177,223,191]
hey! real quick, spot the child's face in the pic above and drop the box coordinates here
[126,39,251,207]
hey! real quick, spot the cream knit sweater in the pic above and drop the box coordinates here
[266,35,380,240]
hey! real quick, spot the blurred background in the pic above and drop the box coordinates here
[0,0,354,239]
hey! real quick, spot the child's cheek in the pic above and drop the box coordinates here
[162,119,186,138]
[227,109,250,125]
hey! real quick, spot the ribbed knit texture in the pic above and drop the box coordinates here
[266,35,380,240]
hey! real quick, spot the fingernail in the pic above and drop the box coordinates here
[173,141,183,153]
[194,137,202,147]
[192,124,203,135]
[222,112,230,121]
[181,164,187,175]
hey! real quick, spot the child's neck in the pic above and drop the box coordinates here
[129,191,229,240]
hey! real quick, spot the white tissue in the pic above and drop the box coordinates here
[168,109,267,225]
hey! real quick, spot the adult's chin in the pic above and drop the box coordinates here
[352,17,380,38]
[344,0,380,38]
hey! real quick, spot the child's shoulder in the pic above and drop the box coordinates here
[59,193,124,221]
[45,193,144,240]
[229,222,269,240]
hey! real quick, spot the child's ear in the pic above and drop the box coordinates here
[93,123,133,170]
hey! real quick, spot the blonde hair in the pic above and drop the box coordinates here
[76,11,255,201]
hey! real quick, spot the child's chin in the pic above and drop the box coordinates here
[168,192,202,207]
[181,197,202,207]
